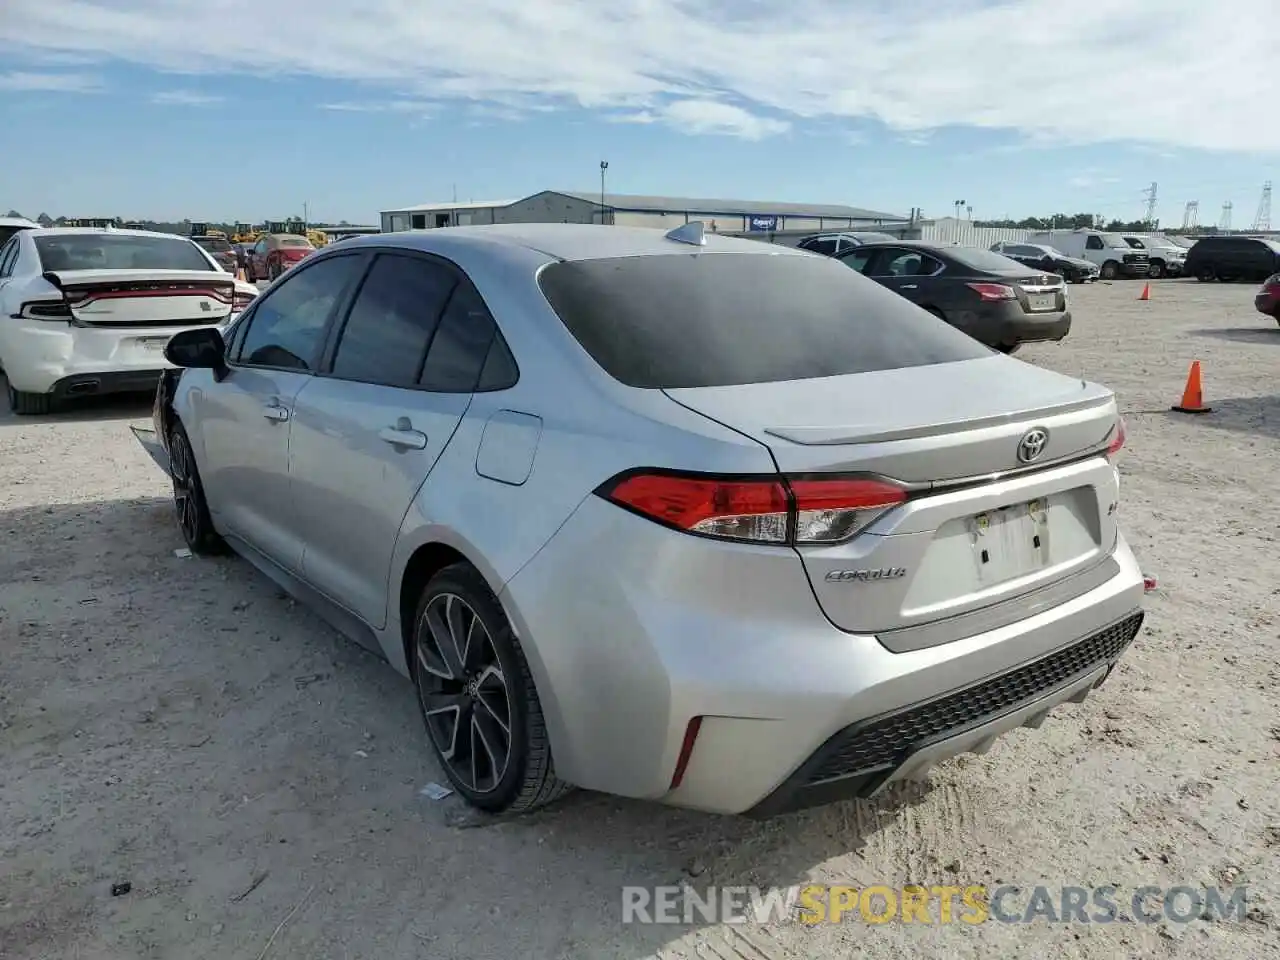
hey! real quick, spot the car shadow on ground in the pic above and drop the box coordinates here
[1188,326,1280,345]
[0,373,154,426]
[1,495,940,959]
[1156,394,1280,440]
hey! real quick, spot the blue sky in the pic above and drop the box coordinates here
[2,0,1278,227]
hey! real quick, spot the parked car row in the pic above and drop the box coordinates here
[130,221,1144,818]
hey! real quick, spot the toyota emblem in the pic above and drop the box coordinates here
[1017,428,1049,463]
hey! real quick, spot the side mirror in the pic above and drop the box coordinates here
[165,327,227,378]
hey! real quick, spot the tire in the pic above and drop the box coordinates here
[1100,261,1119,280]
[168,421,225,555]
[268,262,280,281]
[411,562,570,814]
[1196,266,1216,282]
[1147,260,1164,279]
[7,385,52,416]
[996,343,1021,355]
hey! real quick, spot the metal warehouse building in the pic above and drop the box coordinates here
[380,190,906,235]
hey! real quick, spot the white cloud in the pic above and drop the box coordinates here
[320,99,432,114]
[150,89,222,105]
[0,70,101,92]
[616,100,789,139]
[0,0,1278,149]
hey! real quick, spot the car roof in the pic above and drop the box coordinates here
[339,223,812,263]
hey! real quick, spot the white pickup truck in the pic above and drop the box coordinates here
[1120,235,1186,278]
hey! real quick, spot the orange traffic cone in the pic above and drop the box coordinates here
[1137,282,1150,301]
[236,266,247,282]
[1171,360,1211,414]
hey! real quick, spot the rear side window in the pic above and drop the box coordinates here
[330,254,456,387]
[537,253,991,389]
[418,283,499,392]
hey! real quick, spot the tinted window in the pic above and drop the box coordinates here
[945,247,1029,274]
[537,253,991,389]
[278,237,313,248]
[1085,235,1104,250]
[805,238,836,255]
[331,254,456,387]
[34,234,213,271]
[839,248,876,274]
[195,237,233,253]
[419,282,498,392]
[476,335,519,391]
[238,255,362,370]
[879,250,937,276]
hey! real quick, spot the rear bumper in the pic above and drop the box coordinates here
[0,318,228,394]
[501,492,1146,816]
[745,609,1141,817]
[955,304,1071,347]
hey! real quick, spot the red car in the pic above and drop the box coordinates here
[245,233,314,282]
[1254,274,1280,323]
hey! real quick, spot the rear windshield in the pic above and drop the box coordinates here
[194,237,233,253]
[34,234,214,272]
[278,236,313,248]
[537,253,991,389]
[945,247,1028,274]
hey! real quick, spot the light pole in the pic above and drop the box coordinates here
[600,160,609,225]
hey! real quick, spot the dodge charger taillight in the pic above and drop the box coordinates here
[18,299,72,320]
[232,290,256,311]
[597,470,908,545]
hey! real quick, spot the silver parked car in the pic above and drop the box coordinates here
[132,223,1145,817]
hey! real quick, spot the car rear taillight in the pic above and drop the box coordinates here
[18,299,72,320]
[966,282,1017,301]
[233,290,256,311]
[1105,418,1126,461]
[598,470,907,545]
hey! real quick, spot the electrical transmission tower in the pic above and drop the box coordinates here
[1182,201,1199,230]
[1253,181,1272,231]
[1218,202,1233,232]
[1142,182,1158,224]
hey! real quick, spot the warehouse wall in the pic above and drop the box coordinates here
[498,192,599,224]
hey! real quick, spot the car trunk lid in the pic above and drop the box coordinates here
[43,269,235,327]
[664,355,1122,636]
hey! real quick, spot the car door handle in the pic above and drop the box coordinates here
[900,283,918,289]
[262,403,290,422]
[379,427,428,450]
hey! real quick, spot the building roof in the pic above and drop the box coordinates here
[343,222,814,263]
[385,191,907,221]
[551,190,907,221]
[397,199,519,213]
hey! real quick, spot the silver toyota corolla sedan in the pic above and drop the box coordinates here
[132,222,1145,818]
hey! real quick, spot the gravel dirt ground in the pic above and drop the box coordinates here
[1,279,1278,960]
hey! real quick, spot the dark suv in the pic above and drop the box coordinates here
[1184,236,1280,282]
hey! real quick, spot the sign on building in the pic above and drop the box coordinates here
[748,215,779,232]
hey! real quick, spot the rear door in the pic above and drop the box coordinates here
[865,247,939,305]
[196,252,367,571]
[289,251,492,627]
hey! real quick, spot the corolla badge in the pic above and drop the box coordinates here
[825,567,907,583]
[1017,427,1049,463]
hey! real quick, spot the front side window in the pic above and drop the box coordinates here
[237,255,363,370]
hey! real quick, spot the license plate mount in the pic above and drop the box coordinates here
[138,336,170,353]
[1027,293,1056,312]
[969,497,1051,585]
